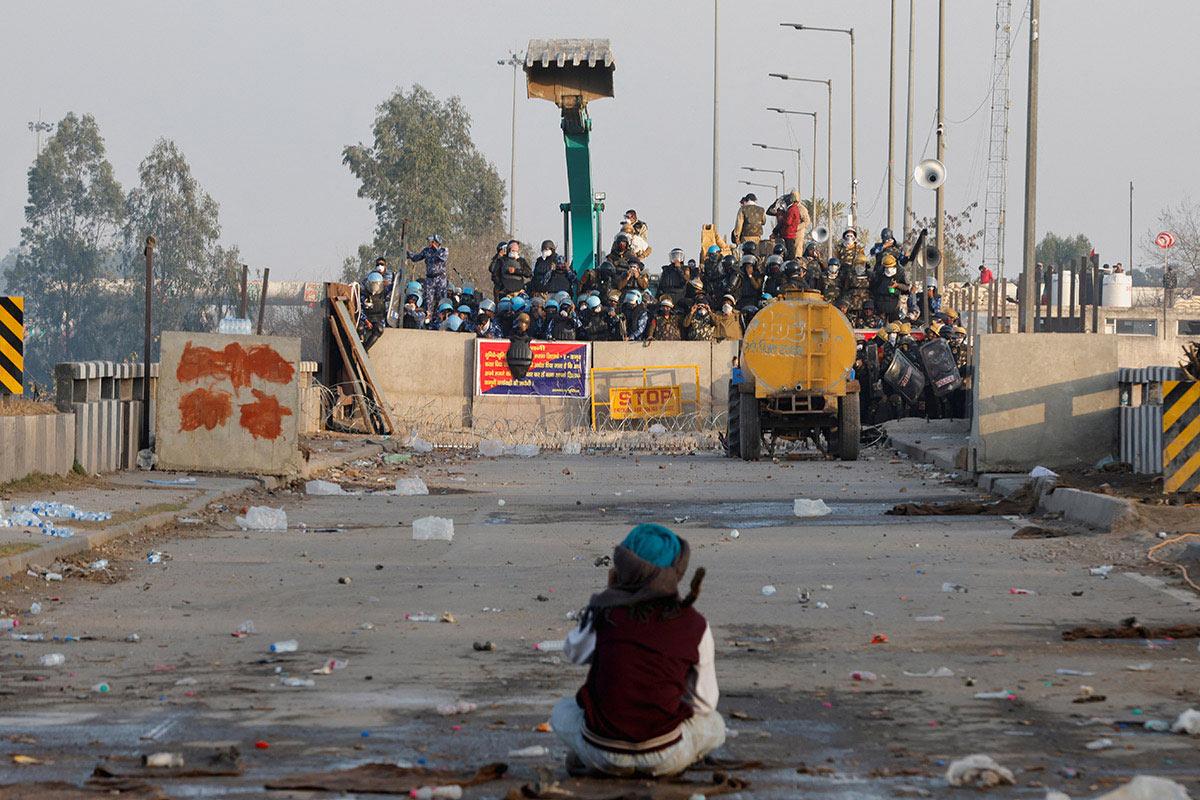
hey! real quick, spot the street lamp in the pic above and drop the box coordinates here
[740,166,786,194]
[781,23,856,227]
[497,52,524,237]
[769,73,834,258]
[762,107,818,229]
[739,179,780,201]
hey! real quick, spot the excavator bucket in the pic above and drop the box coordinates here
[524,39,614,110]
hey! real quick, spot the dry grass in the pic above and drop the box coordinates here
[0,470,105,495]
[0,398,58,417]
[0,542,39,558]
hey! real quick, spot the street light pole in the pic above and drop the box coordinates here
[761,107,818,222]
[888,0,897,232]
[713,0,721,229]
[740,166,787,196]
[770,74,834,259]
[903,0,916,241]
[497,53,524,238]
[935,0,947,288]
[782,24,855,227]
[1020,0,1041,333]
[752,142,802,199]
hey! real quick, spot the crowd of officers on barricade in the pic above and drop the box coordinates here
[353,194,970,420]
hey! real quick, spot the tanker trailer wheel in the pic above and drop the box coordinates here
[738,391,761,461]
[836,392,861,461]
[725,381,740,458]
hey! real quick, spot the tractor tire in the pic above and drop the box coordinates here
[725,382,740,458]
[738,391,761,461]
[837,392,861,461]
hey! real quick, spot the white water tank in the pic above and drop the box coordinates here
[1044,272,1081,306]
[1101,272,1133,308]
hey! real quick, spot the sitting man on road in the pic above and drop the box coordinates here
[554,524,723,777]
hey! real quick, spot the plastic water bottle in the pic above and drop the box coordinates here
[411,786,463,800]
[0,619,18,631]
[405,613,438,623]
[533,640,565,652]
[28,602,41,616]
[281,677,314,687]
[39,653,66,667]
[269,640,298,653]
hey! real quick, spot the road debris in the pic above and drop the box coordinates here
[944,754,1014,788]
[394,477,429,495]
[1170,707,1200,735]
[235,506,287,530]
[413,516,454,541]
[793,498,832,517]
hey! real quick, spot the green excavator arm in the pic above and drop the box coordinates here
[524,39,614,277]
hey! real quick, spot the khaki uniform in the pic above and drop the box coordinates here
[732,203,766,244]
[712,311,743,341]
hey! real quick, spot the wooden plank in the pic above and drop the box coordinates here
[328,315,371,433]
[330,298,395,435]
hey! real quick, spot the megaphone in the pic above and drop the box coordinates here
[812,225,830,244]
[913,158,946,190]
[916,244,942,269]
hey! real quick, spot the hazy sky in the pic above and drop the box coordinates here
[4,1,1199,283]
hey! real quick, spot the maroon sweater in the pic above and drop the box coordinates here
[576,605,707,751]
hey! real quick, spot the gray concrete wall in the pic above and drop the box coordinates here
[157,332,303,476]
[0,413,76,484]
[970,333,1119,471]
[370,329,474,431]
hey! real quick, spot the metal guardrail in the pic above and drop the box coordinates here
[589,364,701,432]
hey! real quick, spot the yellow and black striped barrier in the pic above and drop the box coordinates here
[1163,379,1200,493]
[0,295,23,395]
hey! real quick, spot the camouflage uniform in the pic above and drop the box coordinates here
[685,311,717,342]
[407,246,449,316]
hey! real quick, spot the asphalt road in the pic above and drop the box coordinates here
[1,448,1197,798]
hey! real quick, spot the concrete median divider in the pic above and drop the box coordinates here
[0,411,76,484]
[969,333,1119,471]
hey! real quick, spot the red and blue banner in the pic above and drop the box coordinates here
[476,339,590,397]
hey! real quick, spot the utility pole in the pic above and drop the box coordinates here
[712,0,721,229]
[141,236,155,451]
[887,0,897,232]
[1019,0,1040,333]
[935,0,947,289]
[497,53,524,238]
[1128,180,1134,273]
[902,0,916,241]
[27,112,54,159]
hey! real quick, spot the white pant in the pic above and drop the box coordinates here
[551,697,726,777]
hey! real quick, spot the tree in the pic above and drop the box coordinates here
[1142,197,1200,288]
[911,202,982,284]
[343,85,506,265]
[1036,231,1093,269]
[122,139,235,346]
[9,113,126,381]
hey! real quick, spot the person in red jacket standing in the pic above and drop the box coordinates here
[767,191,811,259]
[553,524,724,777]
[978,263,994,284]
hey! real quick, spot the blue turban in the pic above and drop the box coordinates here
[621,524,681,568]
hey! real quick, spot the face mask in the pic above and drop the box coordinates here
[508,249,519,258]
[541,249,552,258]
[885,267,897,277]
[722,304,733,314]
[855,265,866,276]
[696,308,708,317]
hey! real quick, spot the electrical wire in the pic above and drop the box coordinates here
[1148,532,1200,595]
[947,0,1031,126]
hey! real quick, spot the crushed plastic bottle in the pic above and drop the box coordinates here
[850,670,878,682]
[146,552,164,564]
[436,701,478,716]
[44,572,63,581]
[405,613,439,623]
[507,745,550,758]
[11,633,44,641]
[942,582,968,593]
[89,559,109,571]
[394,477,429,496]
[281,677,315,687]
[235,506,287,530]
[411,786,463,800]
[268,640,298,653]
[793,498,832,517]
[39,653,66,667]
[1089,565,1115,577]
[903,666,954,678]
[236,620,257,635]
[143,752,186,768]
[312,659,349,675]
[533,640,565,652]
[412,516,454,541]
[761,585,777,596]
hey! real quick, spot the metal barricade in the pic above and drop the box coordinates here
[589,364,702,432]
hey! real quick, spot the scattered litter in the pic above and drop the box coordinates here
[38,653,66,667]
[306,479,349,495]
[28,602,41,615]
[497,499,506,506]
[281,677,315,687]
[533,640,565,652]
[11,754,45,765]
[870,633,889,644]
[1029,466,1058,478]
[942,582,968,593]
[1089,565,1114,577]
[235,620,257,637]
[648,423,668,435]
[562,442,582,455]
[312,659,348,675]
[412,516,454,541]
[761,585,777,596]
[904,667,954,678]
[814,601,829,609]
[143,752,185,769]
[125,633,140,643]
[88,559,109,571]
[729,529,740,539]
[394,477,429,496]
[0,618,17,631]
[437,701,477,716]
[793,498,832,517]
[944,754,1014,788]
[473,641,496,651]
[1125,663,1153,672]
[411,787,463,800]
[1085,737,1114,751]
[974,690,1016,700]
[1008,587,1036,595]
[236,506,287,530]
[850,670,877,682]
[174,677,198,686]
[147,476,197,486]
[407,434,434,454]
[440,612,457,624]
[1170,708,1200,735]
[914,615,944,622]
[146,552,164,564]
[507,746,550,758]
[1088,777,1191,800]
[338,576,352,585]
[10,633,44,641]
[269,640,298,653]
[1055,668,1096,676]
[1143,719,1171,732]
[406,613,438,623]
